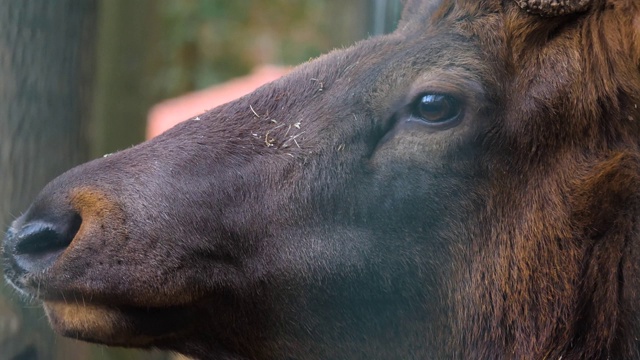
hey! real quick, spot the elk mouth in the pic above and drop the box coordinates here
[4,261,198,348]
[42,300,193,347]
[5,266,203,348]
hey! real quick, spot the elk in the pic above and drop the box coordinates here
[4,0,640,358]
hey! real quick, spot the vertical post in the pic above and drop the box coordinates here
[371,0,403,36]
[0,1,98,358]
[372,0,387,35]
[91,0,158,158]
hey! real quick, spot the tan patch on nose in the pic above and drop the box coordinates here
[67,187,128,248]
[69,187,123,219]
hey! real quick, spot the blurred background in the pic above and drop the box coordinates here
[0,0,401,359]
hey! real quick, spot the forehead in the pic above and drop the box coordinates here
[393,1,505,84]
[399,0,504,57]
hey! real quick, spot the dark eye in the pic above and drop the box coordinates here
[413,94,461,124]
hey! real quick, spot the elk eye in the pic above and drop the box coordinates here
[413,94,461,125]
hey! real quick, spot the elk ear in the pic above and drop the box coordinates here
[398,0,425,29]
[400,0,422,19]
[514,0,592,17]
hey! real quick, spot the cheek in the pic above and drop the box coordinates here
[371,116,475,166]
[369,132,473,215]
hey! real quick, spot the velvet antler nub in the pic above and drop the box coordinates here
[515,0,591,16]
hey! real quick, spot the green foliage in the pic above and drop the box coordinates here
[152,0,361,99]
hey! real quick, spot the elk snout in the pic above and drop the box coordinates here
[4,204,81,274]
[4,182,124,279]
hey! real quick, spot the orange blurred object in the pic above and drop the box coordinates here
[147,65,290,139]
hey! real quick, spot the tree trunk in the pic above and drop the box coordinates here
[91,0,158,157]
[0,1,97,358]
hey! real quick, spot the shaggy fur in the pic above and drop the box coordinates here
[4,0,640,359]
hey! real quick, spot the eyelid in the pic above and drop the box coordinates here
[405,87,467,109]
[404,73,485,110]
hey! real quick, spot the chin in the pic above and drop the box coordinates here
[43,301,188,348]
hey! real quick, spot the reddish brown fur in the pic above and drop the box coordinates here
[4,1,640,359]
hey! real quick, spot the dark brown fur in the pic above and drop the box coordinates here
[4,0,640,358]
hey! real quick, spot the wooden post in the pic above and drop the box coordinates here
[0,1,97,359]
[91,0,158,158]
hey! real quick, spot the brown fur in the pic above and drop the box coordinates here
[4,0,640,358]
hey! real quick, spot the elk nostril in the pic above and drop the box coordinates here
[13,214,82,272]
[16,225,68,255]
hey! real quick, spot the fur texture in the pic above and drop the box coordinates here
[4,0,640,358]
